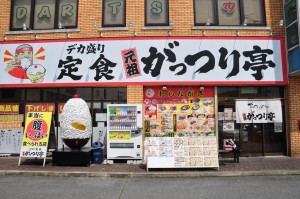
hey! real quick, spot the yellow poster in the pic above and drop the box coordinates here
[109,131,131,140]
[20,112,52,158]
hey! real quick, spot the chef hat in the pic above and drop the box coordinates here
[15,44,33,54]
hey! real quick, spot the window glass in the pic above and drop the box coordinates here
[102,0,126,27]
[93,88,105,100]
[145,0,169,26]
[217,87,239,97]
[59,88,92,100]
[34,0,56,29]
[42,88,59,101]
[240,87,259,97]
[59,88,92,101]
[261,87,284,98]
[11,0,78,30]
[217,0,240,26]
[242,0,264,25]
[288,47,300,73]
[284,0,297,26]
[26,89,41,101]
[194,0,265,26]
[194,0,216,25]
[58,0,78,28]
[93,102,102,109]
[105,88,126,100]
[12,0,32,30]
[0,89,25,101]
[286,22,299,49]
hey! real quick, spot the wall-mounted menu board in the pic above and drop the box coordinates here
[0,114,24,154]
[145,136,219,170]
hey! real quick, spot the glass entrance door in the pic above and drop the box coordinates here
[240,123,263,157]
[264,123,286,155]
[240,123,286,156]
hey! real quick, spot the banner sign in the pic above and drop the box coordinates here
[20,112,52,158]
[0,37,287,87]
[144,86,214,106]
[25,103,55,113]
[0,114,23,129]
[235,100,282,123]
[0,103,19,114]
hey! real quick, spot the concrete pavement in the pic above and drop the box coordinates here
[1,156,300,178]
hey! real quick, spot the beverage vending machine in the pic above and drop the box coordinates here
[106,104,143,163]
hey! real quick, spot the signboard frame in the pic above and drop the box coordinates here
[18,112,53,167]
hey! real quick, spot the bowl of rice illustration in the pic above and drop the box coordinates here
[26,64,46,83]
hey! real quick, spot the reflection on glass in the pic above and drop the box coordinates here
[264,123,285,154]
[240,123,263,156]
[106,88,126,100]
[288,47,300,73]
[286,23,299,49]
[284,0,297,26]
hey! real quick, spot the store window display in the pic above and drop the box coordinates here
[217,86,286,157]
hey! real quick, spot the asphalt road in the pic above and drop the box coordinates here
[1,175,299,199]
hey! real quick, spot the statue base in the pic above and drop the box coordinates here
[52,147,93,166]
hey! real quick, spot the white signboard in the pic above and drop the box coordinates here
[0,37,287,87]
[235,100,282,123]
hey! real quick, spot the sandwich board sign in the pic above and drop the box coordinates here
[18,112,52,167]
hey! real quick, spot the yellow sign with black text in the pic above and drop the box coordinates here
[20,112,52,158]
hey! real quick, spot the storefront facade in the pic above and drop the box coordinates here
[0,1,290,158]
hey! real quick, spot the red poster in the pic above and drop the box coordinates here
[121,48,142,79]
[144,86,214,105]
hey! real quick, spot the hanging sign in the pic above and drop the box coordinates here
[235,100,282,123]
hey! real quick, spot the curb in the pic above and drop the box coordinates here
[1,170,300,178]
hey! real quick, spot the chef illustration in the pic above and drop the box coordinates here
[5,44,46,83]
[5,44,33,79]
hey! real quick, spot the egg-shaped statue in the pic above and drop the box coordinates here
[60,94,92,149]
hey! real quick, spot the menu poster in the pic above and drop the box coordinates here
[203,136,217,146]
[204,157,219,166]
[224,108,233,120]
[0,114,23,129]
[218,112,224,120]
[223,121,235,131]
[143,86,215,137]
[144,105,157,119]
[144,137,160,146]
[145,137,219,168]
[175,157,189,167]
[189,157,204,166]
[144,146,159,157]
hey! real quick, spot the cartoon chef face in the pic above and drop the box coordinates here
[15,44,33,69]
